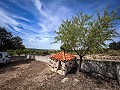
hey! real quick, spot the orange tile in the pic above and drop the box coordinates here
[50,51,75,61]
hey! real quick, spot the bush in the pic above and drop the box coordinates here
[8,50,16,56]
[107,50,120,56]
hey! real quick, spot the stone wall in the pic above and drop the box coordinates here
[81,59,120,84]
[85,55,120,61]
[65,60,75,73]
[117,65,120,84]
[49,59,77,75]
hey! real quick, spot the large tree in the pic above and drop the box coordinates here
[11,36,25,50]
[0,27,25,51]
[109,41,120,50]
[0,27,13,50]
[54,8,119,71]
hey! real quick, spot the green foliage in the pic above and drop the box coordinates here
[54,8,119,57]
[0,27,25,51]
[0,27,12,51]
[15,49,23,56]
[109,41,120,50]
[11,36,25,50]
[107,50,120,56]
[22,49,30,55]
[8,50,16,56]
[8,49,59,56]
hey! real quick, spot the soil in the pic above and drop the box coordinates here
[0,56,120,90]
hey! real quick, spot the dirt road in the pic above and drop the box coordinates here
[0,59,50,90]
[0,56,119,90]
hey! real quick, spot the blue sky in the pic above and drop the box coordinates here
[0,0,120,49]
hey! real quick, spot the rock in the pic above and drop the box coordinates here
[73,78,79,86]
[61,77,69,83]
[74,78,79,82]
[117,64,120,85]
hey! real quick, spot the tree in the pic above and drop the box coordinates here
[11,36,25,50]
[54,8,119,71]
[117,42,120,50]
[0,27,13,51]
[109,41,120,50]
[0,27,25,51]
[60,43,72,53]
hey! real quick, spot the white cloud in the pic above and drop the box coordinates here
[0,1,9,9]
[34,0,43,14]
[0,0,71,49]
[29,35,50,43]
[34,0,54,21]
[38,23,48,32]
[23,34,60,49]
[29,0,72,49]
[13,26,22,32]
[12,15,31,23]
[33,0,71,34]
[117,28,120,33]
[0,8,35,34]
[0,9,19,27]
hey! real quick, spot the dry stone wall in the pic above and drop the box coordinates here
[117,64,120,84]
[81,60,120,84]
[49,59,77,75]
[85,55,120,61]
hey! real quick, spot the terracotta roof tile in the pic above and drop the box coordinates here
[50,51,75,61]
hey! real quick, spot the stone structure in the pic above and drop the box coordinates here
[27,54,35,59]
[85,54,120,61]
[81,59,120,85]
[49,51,77,75]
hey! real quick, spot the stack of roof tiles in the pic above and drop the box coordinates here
[50,51,75,61]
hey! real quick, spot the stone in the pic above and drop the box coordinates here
[74,78,79,82]
[61,77,69,83]
[82,60,117,79]
[117,64,120,85]
[73,78,79,86]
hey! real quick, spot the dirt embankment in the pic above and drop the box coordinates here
[0,56,120,90]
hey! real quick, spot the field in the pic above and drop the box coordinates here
[0,56,120,90]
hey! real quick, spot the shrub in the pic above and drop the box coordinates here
[107,50,120,56]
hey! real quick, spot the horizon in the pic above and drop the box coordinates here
[0,0,120,49]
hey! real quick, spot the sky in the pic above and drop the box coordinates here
[0,0,120,49]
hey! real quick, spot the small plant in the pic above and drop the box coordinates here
[108,50,120,56]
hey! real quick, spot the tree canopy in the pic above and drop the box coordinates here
[0,27,25,51]
[53,8,119,71]
[109,41,120,50]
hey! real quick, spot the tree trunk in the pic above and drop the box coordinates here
[79,55,83,72]
[18,53,20,56]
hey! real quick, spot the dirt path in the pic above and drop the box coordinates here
[0,59,49,90]
[0,57,120,90]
